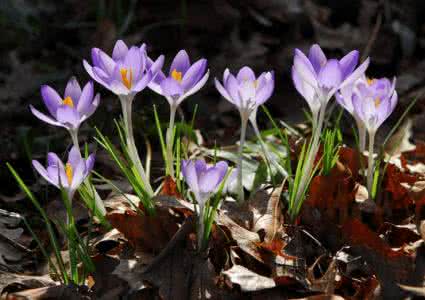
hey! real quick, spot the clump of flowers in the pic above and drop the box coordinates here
[181,159,228,250]
[84,40,164,197]
[337,76,398,197]
[290,44,370,216]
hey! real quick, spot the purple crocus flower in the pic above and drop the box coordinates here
[30,77,100,132]
[32,146,95,199]
[83,40,164,98]
[149,50,209,108]
[292,44,370,119]
[351,77,398,134]
[181,159,228,248]
[215,67,274,121]
[182,159,228,203]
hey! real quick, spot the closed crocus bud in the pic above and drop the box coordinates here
[83,40,164,98]
[215,67,274,121]
[30,77,100,131]
[149,49,209,108]
[32,146,95,199]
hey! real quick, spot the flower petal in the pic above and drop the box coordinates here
[339,50,359,79]
[181,59,207,91]
[318,59,342,89]
[236,66,256,83]
[215,77,233,103]
[291,67,319,113]
[123,46,142,81]
[68,146,82,167]
[177,70,209,105]
[41,85,62,116]
[70,159,87,191]
[77,81,94,114]
[182,160,199,194]
[339,57,370,90]
[308,44,327,74]
[255,72,274,105]
[160,77,184,99]
[293,49,318,89]
[198,161,228,194]
[112,40,129,61]
[64,77,82,105]
[32,160,59,188]
[169,50,191,76]
[30,105,65,128]
[56,107,81,129]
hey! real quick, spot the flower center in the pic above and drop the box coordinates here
[65,162,73,185]
[63,96,74,108]
[367,78,376,86]
[374,97,381,108]
[120,68,133,89]
[171,69,182,82]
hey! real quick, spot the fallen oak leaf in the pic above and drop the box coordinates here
[160,175,183,199]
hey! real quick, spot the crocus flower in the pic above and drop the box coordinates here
[83,40,164,98]
[30,77,100,134]
[292,44,370,124]
[351,77,397,134]
[149,50,209,108]
[290,45,370,215]
[32,146,95,199]
[215,67,274,121]
[340,76,397,198]
[181,159,228,249]
[148,50,209,178]
[215,67,274,202]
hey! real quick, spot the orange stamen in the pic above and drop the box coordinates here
[120,68,133,89]
[374,97,381,108]
[367,78,375,86]
[65,163,73,185]
[63,96,74,108]
[171,69,183,82]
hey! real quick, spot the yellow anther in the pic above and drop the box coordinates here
[120,68,133,89]
[367,78,375,86]
[374,97,381,107]
[63,96,74,108]
[65,163,73,185]
[253,80,258,88]
[171,69,183,82]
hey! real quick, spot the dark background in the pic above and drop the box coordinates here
[1,0,425,199]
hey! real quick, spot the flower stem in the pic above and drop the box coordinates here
[367,131,375,199]
[237,115,248,203]
[166,105,177,178]
[120,96,154,197]
[356,118,366,154]
[250,118,288,178]
[293,103,326,207]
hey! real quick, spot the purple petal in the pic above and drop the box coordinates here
[160,78,184,98]
[317,59,342,89]
[97,50,116,75]
[224,74,241,107]
[255,72,274,105]
[339,57,370,90]
[215,78,233,103]
[236,66,256,83]
[41,85,62,116]
[123,46,142,82]
[148,55,165,77]
[68,146,82,168]
[181,59,207,91]
[292,66,318,112]
[56,107,81,129]
[339,50,359,79]
[30,105,64,128]
[77,81,94,114]
[169,50,191,76]
[64,77,82,106]
[32,160,59,187]
[308,44,327,74]
[83,60,109,89]
[81,93,100,122]
[70,159,87,191]
[112,40,129,61]
[86,153,96,173]
[178,70,209,105]
[182,160,199,193]
[293,49,318,89]
[132,70,153,92]
[198,161,228,194]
